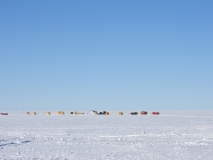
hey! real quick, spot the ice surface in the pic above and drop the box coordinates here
[1,111,213,159]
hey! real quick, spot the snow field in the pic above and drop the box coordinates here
[1,111,213,159]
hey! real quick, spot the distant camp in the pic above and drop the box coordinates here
[1,111,161,116]
[87,110,110,115]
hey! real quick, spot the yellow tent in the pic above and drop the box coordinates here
[45,112,51,115]
[26,112,30,115]
[73,111,78,115]
[94,111,98,115]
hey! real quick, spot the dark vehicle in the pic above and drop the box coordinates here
[129,112,138,115]
[1,113,8,115]
[99,111,106,115]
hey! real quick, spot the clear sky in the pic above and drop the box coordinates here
[0,1,213,111]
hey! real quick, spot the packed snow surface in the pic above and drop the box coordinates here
[1,111,213,160]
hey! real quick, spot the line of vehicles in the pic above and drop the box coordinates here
[1,111,160,116]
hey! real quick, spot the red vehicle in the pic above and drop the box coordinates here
[141,111,148,115]
[152,112,159,115]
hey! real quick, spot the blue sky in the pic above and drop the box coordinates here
[0,1,213,111]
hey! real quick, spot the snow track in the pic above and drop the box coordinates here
[0,111,213,159]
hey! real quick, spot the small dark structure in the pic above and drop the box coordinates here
[1,113,8,115]
[70,112,73,114]
[99,111,106,115]
[152,112,160,115]
[78,112,85,114]
[141,111,148,115]
[129,112,138,115]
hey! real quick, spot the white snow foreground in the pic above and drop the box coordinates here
[1,111,213,160]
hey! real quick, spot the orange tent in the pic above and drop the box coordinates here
[119,112,123,115]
